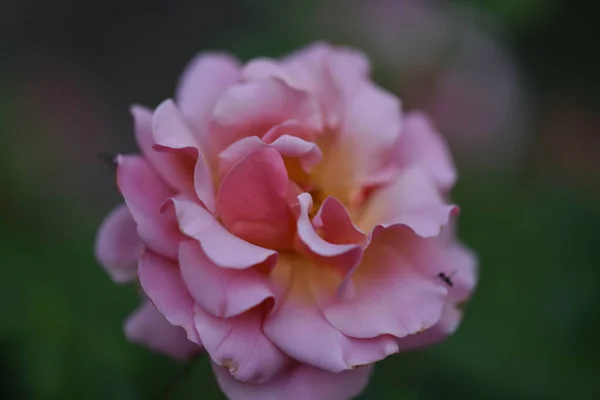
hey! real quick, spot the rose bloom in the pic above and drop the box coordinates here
[95,43,477,399]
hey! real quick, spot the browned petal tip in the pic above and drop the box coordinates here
[221,358,238,374]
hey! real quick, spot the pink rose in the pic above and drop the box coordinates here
[95,43,477,399]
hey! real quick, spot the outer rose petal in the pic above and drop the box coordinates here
[153,100,215,212]
[213,77,323,150]
[167,196,277,269]
[326,46,371,97]
[396,302,462,352]
[216,147,295,249]
[137,250,201,345]
[124,300,201,361]
[95,204,142,283]
[399,218,478,303]
[213,362,373,400]
[264,255,398,372]
[116,155,181,259]
[194,305,289,383]
[357,167,458,238]
[175,52,241,150]
[179,241,274,318]
[130,104,197,198]
[396,111,457,190]
[317,226,448,339]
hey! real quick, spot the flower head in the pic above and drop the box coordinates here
[96,42,477,399]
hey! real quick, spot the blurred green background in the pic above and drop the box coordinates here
[1,0,599,398]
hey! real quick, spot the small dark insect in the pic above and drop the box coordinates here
[438,272,455,287]
[99,152,117,170]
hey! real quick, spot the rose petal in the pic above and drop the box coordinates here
[312,82,403,204]
[261,120,313,143]
[195,305,289,383]
[130,104,196,196]
[153,99,215,212]
[218,126,321,179]
[312,196,365,245]
[403,219,478,304]
[179,241,274,318]
[295,193,363,273]
[137,250,201,344]
[326,46,371,97]
[264,255,398,372]
[124,300,201,361]
[176,52,241,149]
[213,77,323,149]
[213,362,373,400]
[317,226,448,340]
[217,136,265,179]
[167,196,277,269]
[116,155,181,259]
[243,43,369,130]
[269,134,322,171]
[396,302,462,353]
[357,167,458,238]
[216,147,295,249]
[396,112,457,190]
[340,82,401,169]
[95,204,142,283]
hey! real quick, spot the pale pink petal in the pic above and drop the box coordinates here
[405,221,478,304]
[243,43,333,93]
[295,193,363,273]
[216,147,295,249]
[179,241,274,318]
[116,155,181,259]
[176,52,241,148]
[326,46,371,97]
[264,255,398,372]
[137,250,201,344]
[269,134,322,171]
[261,120,313,143]
[124,300,201,361]
[213,77,323,149]
[317,226,448,340]
[242,58,288,83]
[167,196,277,269]
[314,83,403,204]
[396,112,457,190]
[153,99,215,211]
[312,197,365,245]
[130,104,196,197]
[339,83,402,178]
[443,241,478,303]
[116,155,173,220]
[194,305,289,383]
[264,296,397,372]
[396,302,462,352]
[95,204,142,283]
[213,362,373,400]
[243,43,369,129]
[357,168,458,238]
[242,51,342,129]
[370,221,476,351]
